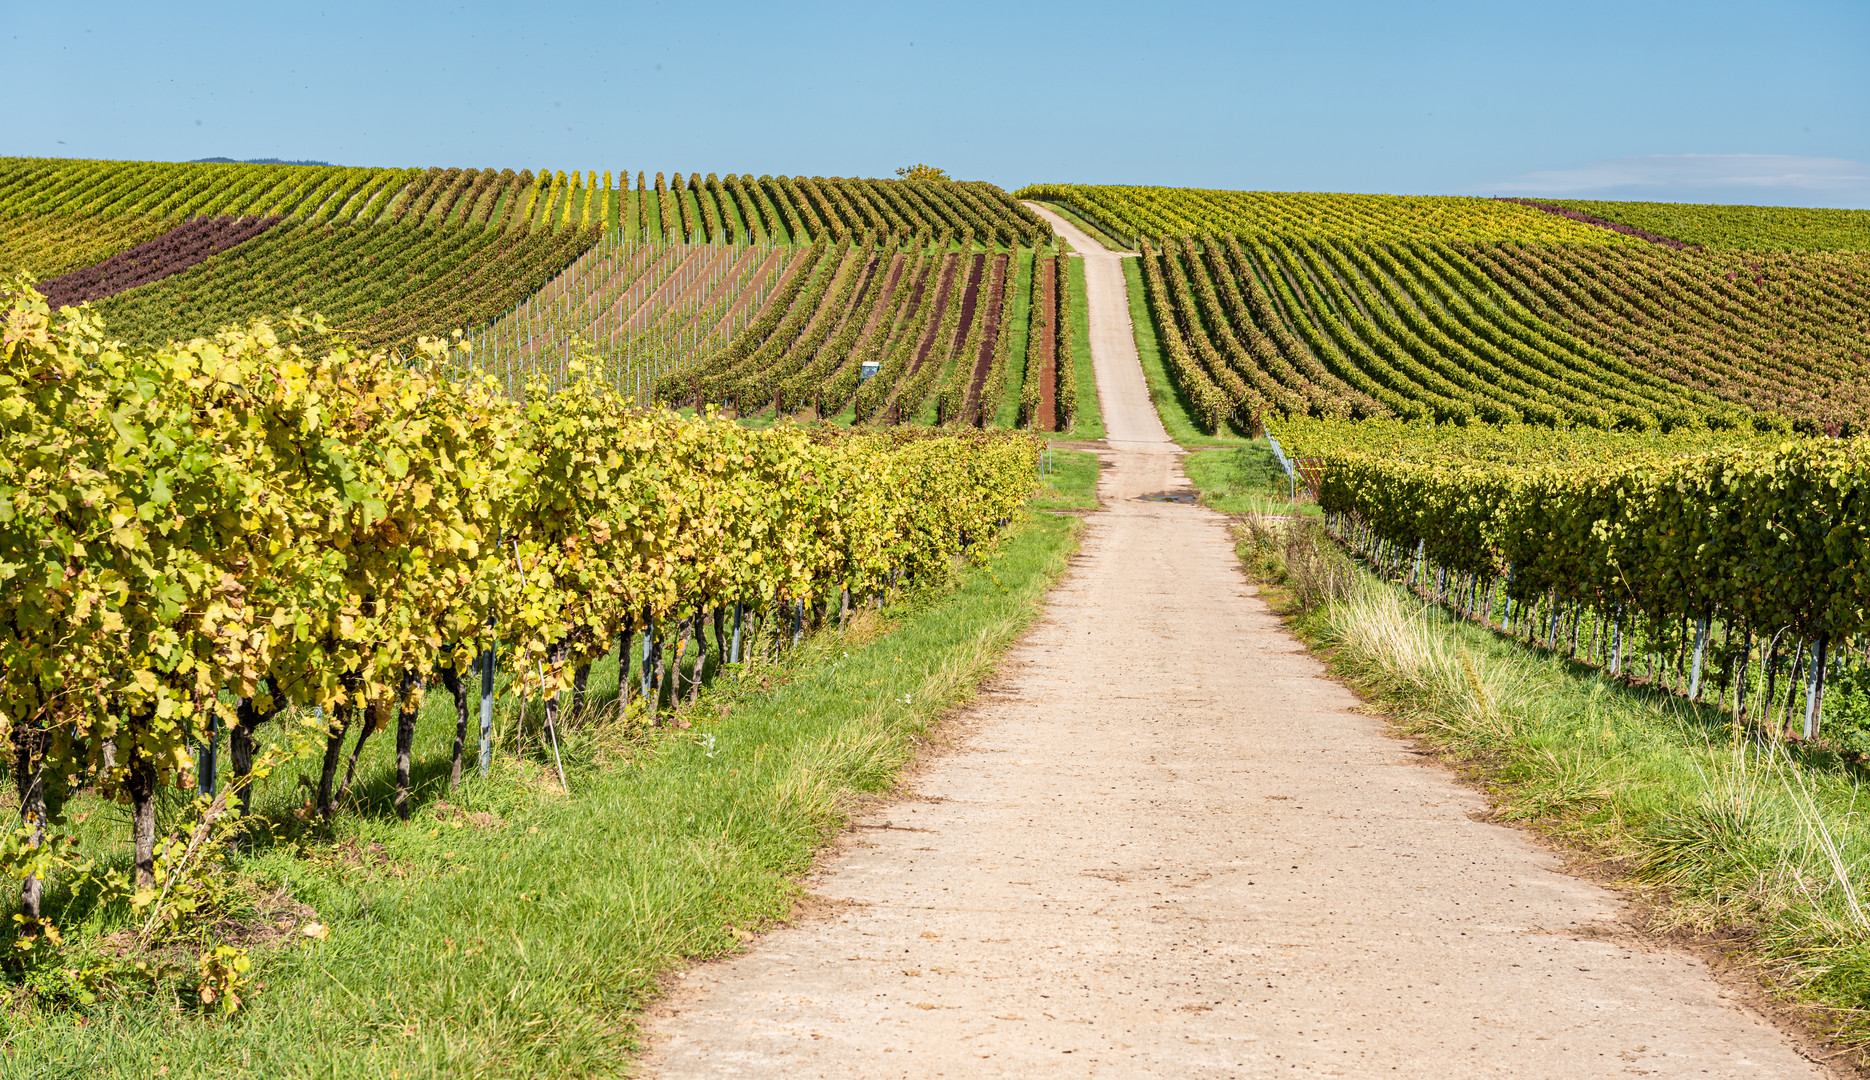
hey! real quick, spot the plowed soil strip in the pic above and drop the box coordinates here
[850,252,908,353]
[912,253,984,423]
[591,243,676,326]
[645,203,1822,1080]
[962,253,1010,423]
[948,252,985,355]
[622,245,727,329]
[669,245,776,340]
[40,214,281,308]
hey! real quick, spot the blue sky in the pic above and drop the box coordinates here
[8,0,1866,207]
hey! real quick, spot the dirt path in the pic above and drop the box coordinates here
[643,210,1821,1078]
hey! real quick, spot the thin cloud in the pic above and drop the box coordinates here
[1487,154,1870,206]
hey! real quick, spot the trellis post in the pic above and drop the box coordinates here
[1687,615,1710,702]
[1804,634,1831,740]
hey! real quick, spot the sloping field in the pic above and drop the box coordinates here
[87,167,602,350]
[654,239,1046,428]
[1018,183,1634,247]
[1027,183,1870,435]
[470,238,803,400]
[622,172,1050,246]
[0,214,178,278]
[4,158,1055,404]
[1468,241,1870,431]
[1546,197,1870,250]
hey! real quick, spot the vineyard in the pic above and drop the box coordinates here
[1026,178,1870,760]
[606,172,1052,248]
[1278,417,1870,743]
[464,235,803,400]
[651,238,1059,428]
[0,156,1072,1046]
[0,280,1037,926]
[1545,198,1870,251]
[1015,184,1634,248]
[0,157,1078,431]
[14,151,1870,1064]
[1026,184,1870,435]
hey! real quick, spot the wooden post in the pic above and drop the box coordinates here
[689,608,708,704]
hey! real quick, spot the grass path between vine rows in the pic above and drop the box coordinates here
[641,207,1824,1077]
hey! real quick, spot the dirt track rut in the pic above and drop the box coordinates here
[641,207,1820,1078]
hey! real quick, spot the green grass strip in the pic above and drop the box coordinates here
[1027,448,1099,511]
[1064,255,1103,441]
[1182,443,1320,516]
[993,248,1035,429]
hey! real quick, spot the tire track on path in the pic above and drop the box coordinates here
[642,207,1821,1078]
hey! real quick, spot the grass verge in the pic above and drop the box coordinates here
[1063,255,1104,442]
[1239,516,1870,1064]
[1120,258,1255,449]
[1183,443,1319,516]
[992,249,1035,429]
[1028,448,1100,511]
[8,512,1081,1078]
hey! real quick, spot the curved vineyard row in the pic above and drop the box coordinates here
[97,219,597,353]
[0,160,631,235]
[6,160,1047,367]
[19,166,609,351]
[3,158,1047,255]
[1137,233,1734,434]
[0,215,178,279]
[0,157,418,223]
[37,214,281,309]
[1461,242,1870,433]
[1032,185,1870,434]
[1501,198,1695,249]
[1017,184,1631,247]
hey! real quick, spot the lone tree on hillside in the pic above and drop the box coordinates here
[895,164,950,182]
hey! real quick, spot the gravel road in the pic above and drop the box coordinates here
[641,207,1820,1078]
